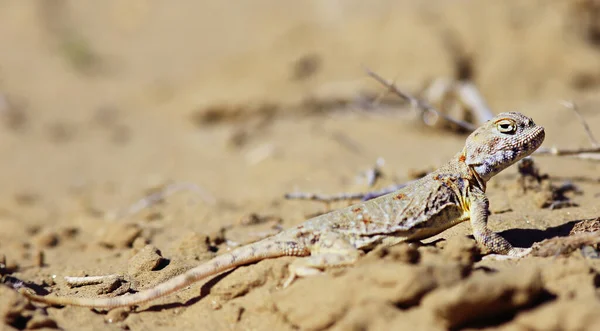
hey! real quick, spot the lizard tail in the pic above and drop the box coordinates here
[21,239,306,308]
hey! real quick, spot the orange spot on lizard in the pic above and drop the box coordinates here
[393,193,406,200]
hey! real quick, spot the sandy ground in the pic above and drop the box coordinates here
[1,1,600,330]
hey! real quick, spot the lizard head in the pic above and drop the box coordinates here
[463,111,545,181]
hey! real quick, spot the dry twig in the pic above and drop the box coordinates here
[534,101,600,161]
[368,69,599,162]
[361,157,385,187]
[369,72,599,161]
[455,81,495,124]
[562,100,599,147]
[284,191,368,203]
[364,67,476,131]
[285,182,411,203]
[110,182,216,220]
[286,76,599,204]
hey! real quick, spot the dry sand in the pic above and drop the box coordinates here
[1,1,600,330]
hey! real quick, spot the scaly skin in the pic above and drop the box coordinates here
[20,111,545,308]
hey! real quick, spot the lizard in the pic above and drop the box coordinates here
[19,111,545,309]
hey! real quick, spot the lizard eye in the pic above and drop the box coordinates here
[496,119,516,134]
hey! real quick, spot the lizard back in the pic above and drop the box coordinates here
[300,158,473,249]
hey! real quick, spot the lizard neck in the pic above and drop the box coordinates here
[449,149,487,193]
[467,164,487,193]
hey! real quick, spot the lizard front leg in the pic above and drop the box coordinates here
[283,233,361,288]
[469,189,530,258]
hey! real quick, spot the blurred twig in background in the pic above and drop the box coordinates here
[285,70,599,204]
[535,101,600,161]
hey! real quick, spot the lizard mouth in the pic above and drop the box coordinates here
[526,126,545,153]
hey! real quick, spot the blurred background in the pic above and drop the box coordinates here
[1,2,600,330]
[0,0,598,206]
[0,0,598,210]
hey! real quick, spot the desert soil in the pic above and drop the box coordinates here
[1,1,600,330]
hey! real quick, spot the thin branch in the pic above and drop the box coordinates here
[364,67,476,131]
[366,70,598,161]
[361,183,412,200]
[111,182,216,220]
[561,100,598,147]
[456,81,495,124]
[284,182,411,203]
[330,131,363,155]
[535,146,600,157]
[534,101,600,161]
[362,157,385,187]
[370,75,400,108]
[284,191,367,202]
[292,78,600,205]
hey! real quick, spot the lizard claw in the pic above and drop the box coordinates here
[282,274,296,289]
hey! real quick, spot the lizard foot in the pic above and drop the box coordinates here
[282,265,322,288]
[482,247,532,261]
[282,249,360,288]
